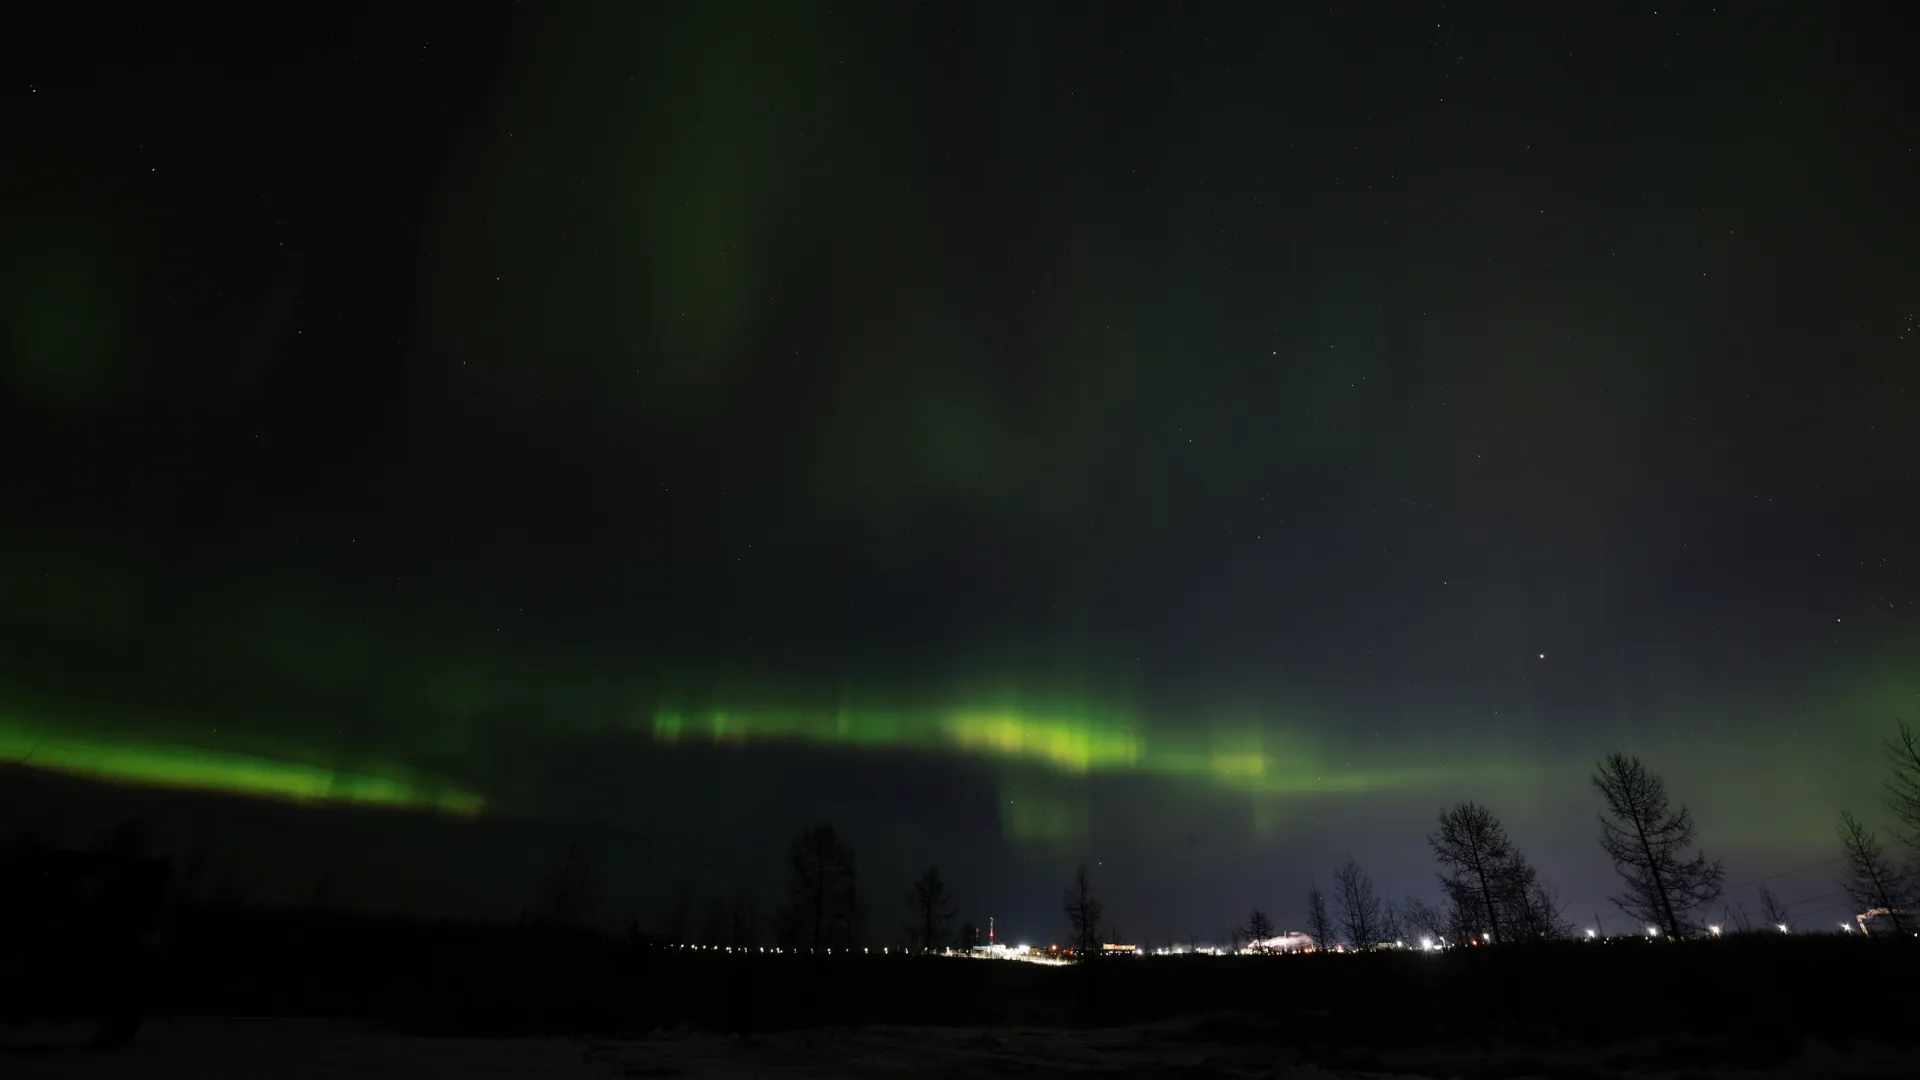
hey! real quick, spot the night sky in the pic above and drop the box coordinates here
[3,3,1914,942]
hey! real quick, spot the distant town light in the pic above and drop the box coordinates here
[1585,928,1596,939]
[1647,926,1659,937]
[1708,925,1722,936]
[1777,924,1789,934]
[1419,937,1434,951]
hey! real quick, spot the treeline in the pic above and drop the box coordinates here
[524,823,975,955]
[9,721,1918,954]
[1215,724,1920,952]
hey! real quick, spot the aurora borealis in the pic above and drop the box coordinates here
[2,3,1915,937]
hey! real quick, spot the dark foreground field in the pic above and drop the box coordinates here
[39,907,1902,1076]
[5,1015,1916,1080]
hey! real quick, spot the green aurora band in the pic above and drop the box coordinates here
[0,718,484,815]
[651,706,1453,795]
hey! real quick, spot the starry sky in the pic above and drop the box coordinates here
[2,3,1915,941]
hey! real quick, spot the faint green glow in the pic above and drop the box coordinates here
[0,720,483,815]
[647,704,1450,800]
[941,712,1142,772]
[1001,782,1091,842]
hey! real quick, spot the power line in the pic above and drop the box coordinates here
[1785,898,1859,921]
[1723,855,1845,892]
[1779,888,1847,912]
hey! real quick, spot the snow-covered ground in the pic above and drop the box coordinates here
[1,1017,1910,1078]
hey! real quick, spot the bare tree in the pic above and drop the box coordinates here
[532,844,600,929]
[955,921,979,950]
[1757,884,1791,930]
[905,865,956,952]
[1400,895,1446,942]
[1506,870,1574,940]
[666,884,692,943]
[96,817,152,857]
[1241,908,1277,949]
[775,823,863,949]
[1062,866,1104,957]
[1380,898,1403,943]
[307,868,336,912]
[1592,753,1724,937]
[1442,877,1491,941]
[1428,801,1527,944]
[727,888,759,948]
[701,894,729,945]
[1723,901,1752,934]
[1334,860,1383,949]
[1305,882,1334,950]
[1837,811,1910,935]
[1883,721,1920,852]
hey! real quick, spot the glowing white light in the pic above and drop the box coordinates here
[1647,926,1660,937]
[1419,937,1434,951]
[1777,924,1789,933]
[1585,929,1597,938]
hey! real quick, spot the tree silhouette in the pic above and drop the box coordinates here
[1505,869,1573,940]
[775,823,863,949]
[905,865,956,952]
[1428,801,1527,944]
[1062,865,1104,957]
[1334,860,1383,949]
[955,921,979,950]
[178,840,211,902]
[666,883,692,943]
[1592,752,1724,937]
[1305,882,1334,950]
[701,894,729,945]
[95,817,151,857]
[532,844,600,929]
[307,868,336,912]
[1241,908,1277,949]
[1836,811,1910,935]
[1883,721,1920,852]
[1757,884,1791,930]
[727,888,759,948]
[1400,895,1446,942]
